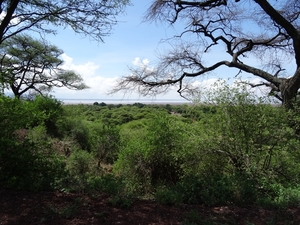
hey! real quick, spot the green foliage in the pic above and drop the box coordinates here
[0,0,130,75]
[67,150,95,176]
[1,87,300,210]
[155,186,183,206]
[0,96,66,191]
[256,181,300,208]
[114,135,152,193]
[64,149,98,191]
[31,96,64,136]
[87,174,123,195]
[0,95,63,137]
[0,96,43,134]
[94,101,107,106]
[57,118,91,151]
[132,102,145,108]
[109,194,135,209]
[113,82,300,206]
[89,123,120,165]
[200,82,300,183]
[0,128,66,191]
[114,113,186,193]
[87,174,134,208]
[0,34,88,98]
[175,175,234,206]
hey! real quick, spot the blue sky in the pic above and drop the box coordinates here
[45,0,285,104]
[45,0,228,103]
[47,0,186,102]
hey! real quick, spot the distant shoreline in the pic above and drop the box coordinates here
[59,99,192,105]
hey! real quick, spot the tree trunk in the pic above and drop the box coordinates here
[280,78,300,109]
[0,0,20,44]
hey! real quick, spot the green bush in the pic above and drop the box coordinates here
[115,114,186,193]
[174,81,300,206]
[153,173,263,206]
[155,186,183,206]
[87,175,134,208]
[198,81,300,183]
[255,180,300,208]
[114,136,152,193]
[89,123,120,165]
[32,96,63,136]
[0,134,66,191]
[0,96,43,135]
[175,174,234,206]
[0,96,66,191]
[87,174,124,195]
[57,118,91,151]
[65,149,98,191]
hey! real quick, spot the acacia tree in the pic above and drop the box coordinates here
[112,0,300,108]
[0,34,89,98]
[0,0,129,44]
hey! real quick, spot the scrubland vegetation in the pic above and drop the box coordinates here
[2,83,300,214]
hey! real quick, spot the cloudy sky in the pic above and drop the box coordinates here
[45,0,183,102]
[44,0,273,104]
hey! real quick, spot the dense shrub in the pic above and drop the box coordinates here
[114,82,300,206]
[0,96,66,191]
[56,118,91,151]
[32,96,63,136]
[89,123,120,165]
[114,113,188,193]
[201,82,300,184]
[1,86,300,209]
[0,96,43,134]
[63,149,99,191]
[0,125,66,191]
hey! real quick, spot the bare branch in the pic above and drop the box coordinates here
[113,0,300,107]
[0,0,130,44]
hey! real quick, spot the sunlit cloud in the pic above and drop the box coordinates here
[53,54,119,99]
[132,57,150,67]
[61,53,99,78]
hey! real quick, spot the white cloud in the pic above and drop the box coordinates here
[191,78,219,89]
[61,53,99,78]
[132,57,150,67]
[85,76,119,95]
[53,54,120,98]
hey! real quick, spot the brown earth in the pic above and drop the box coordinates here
[1,190,300,225]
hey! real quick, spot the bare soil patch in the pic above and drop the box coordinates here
[1,190,300,225]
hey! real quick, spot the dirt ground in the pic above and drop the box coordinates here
[1,190,300,225]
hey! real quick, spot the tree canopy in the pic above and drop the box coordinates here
[0,34,89,98]
[0,0,130,44]
[112,0,300,108]
[0,0,130,98]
